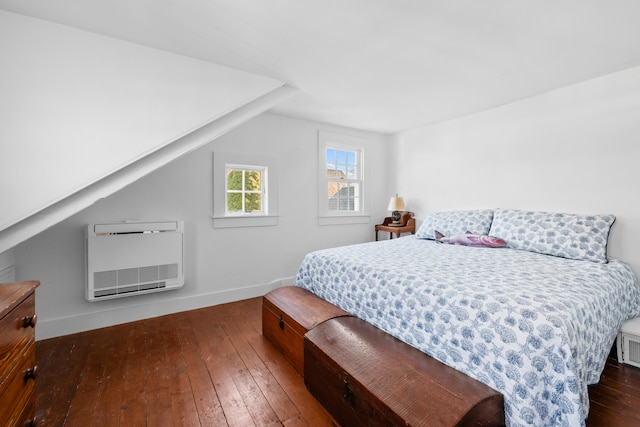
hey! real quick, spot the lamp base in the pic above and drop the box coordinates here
[391,210,401,224]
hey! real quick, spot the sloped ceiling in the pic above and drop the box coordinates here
[0,10,294,252]
[2,0,640,134]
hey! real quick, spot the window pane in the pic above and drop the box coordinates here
[227,193,242,212]
[334,183,360,212]
[328,182,356,212]
[337,150,346,164]
[245,170,261,191]
[346,164,357,179]
[327,169,342,179]
[350,183,360,212]
[327,181,338,198]
[227,169,242,190]
[245,193,262,212]
[327,182,340,211]
[347,151,355,166]
[340,184,354,211]
[326,148,336,165]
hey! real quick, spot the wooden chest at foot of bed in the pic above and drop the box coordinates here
[304,316,505,427]
[262,286,350,375]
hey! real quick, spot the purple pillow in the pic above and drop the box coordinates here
[435,231,506,248]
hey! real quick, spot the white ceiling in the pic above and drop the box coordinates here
[2,0,640,134]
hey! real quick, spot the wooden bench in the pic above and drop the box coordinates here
[262,286,350,375]
[305,316,505,427]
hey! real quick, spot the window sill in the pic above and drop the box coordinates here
[318,215,370,226]
[212,215,279,229]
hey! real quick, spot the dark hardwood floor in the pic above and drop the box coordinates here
[35,297,640,426]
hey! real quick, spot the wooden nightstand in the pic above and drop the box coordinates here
[375,211,415,241]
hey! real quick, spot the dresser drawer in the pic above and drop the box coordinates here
[11,389,35,427]
[0,342,36,426]
[0,293,36,382]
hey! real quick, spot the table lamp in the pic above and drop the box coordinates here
[387,195,405,225]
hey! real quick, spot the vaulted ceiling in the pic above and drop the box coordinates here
[2,0,640,134]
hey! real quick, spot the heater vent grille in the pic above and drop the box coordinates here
[86,221,184,301]
[628,338,640,364]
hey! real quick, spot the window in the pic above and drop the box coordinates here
[325,148,361,213]
[225,165,266,215]
[212,152,278,228]
[318,131,369,225]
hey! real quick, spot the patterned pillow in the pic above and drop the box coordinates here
[415,209,494,240]
[489,209,615,263]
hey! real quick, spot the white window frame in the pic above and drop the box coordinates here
[224,164,268,216]
[212,152,278,228]
[318,131,370,225]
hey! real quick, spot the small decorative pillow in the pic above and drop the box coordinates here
[435,231,506,248]
[416,209,494,240]
[489,209,615,263]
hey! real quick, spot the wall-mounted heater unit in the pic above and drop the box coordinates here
[618,317,640,368]
[86,220,184,301]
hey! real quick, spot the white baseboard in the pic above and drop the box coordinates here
[36,276,296,340]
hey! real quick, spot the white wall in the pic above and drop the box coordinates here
[14,113,390,339]
[391,65,640,275]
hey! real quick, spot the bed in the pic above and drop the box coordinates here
[295,209,640,427]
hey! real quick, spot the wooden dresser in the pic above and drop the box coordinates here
[0,281,39,427]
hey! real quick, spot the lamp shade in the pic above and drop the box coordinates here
[387,196,405,211]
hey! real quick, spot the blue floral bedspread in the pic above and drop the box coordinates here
[295,237,640,427]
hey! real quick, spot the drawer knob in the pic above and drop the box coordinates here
[24,417,37,427]
[24,365,39,381]
[278,315,285,330]
[22,314,38,328]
